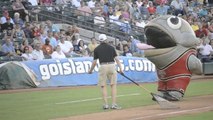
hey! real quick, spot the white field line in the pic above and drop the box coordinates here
[130,105,213,120]
[55,93,140,105]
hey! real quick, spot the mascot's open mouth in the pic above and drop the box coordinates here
[145,27,176,48]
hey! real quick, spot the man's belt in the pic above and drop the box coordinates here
[100,62,115,65]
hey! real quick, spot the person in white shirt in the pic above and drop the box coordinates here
[58,36,74,57]
[51,45,66,59]
[32,43,45,60]
[0,10,14,24]
[197,36,213,62]
[28,0,39,6]
[87,0,96,8]
[94,12,106,27]
[72,0,81,8]
[170,0,184,16]
[21,46,34,61]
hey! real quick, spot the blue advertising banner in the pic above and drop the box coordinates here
[22,56,157,87]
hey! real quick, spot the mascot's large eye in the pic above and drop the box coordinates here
[167,16,181,29]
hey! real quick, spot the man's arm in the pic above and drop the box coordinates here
[88,59,97,74]
[114,56,123,74]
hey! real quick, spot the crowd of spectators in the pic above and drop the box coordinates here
[0,0,213,63]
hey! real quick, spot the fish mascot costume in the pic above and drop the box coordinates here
[137,15,203,101]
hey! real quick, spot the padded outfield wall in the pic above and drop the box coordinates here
[22,56,157,87]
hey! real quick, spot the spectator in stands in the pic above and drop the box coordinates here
[136,0,143,8]
[1,17,14,37]
[13,12,24,28]
[40,29,48,44]
[12,0,29,22]
[198,5,208,17]
[195,22,208,37]
[170,0,184,16]
[14,42,22,56]
[156,2,170,16]
[28,0,39,6]
[87,0,96,9]
[140,3,150,20]
[122,44,132,57]
[94,12,106,28]
[147,1,156,15]
[21,46,34,60]
[65,25,79,39]
[42,38,53,59]
[32,26,41,38]
[72,0,81,8]
[1,37,16,56]
[23,23,35,38]
[55,0,69,5]
[88,37,99,56]
[78,39,88,56]
[47,30,58,49]
[72,39,81,54]
[128,36,144,57]
[190,20,199,32]
[121,6,131,22]
[51,45,66,59]
[197,36,213,62]
[117,15,131,34]
[73,33,82,44]
[11,23,26,44]
[109,11,119,25]
[114,5,122,17]
[116,40,126,52]
[58,36,74,58]
[76,1,93,20]
[40,0,53,6]
[0,10,14,24]
[129,2,141,20]
[44,20,60,33]
[126,0,133,10]
[105,5,114,17]
[20,38,33,53]
[92,1,103,15]
[32,43,45,60]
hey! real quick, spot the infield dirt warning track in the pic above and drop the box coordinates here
[54,95,213,120]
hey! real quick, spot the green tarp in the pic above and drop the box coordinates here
[0,62,39,90]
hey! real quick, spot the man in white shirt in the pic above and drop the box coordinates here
[58,36,74,57]
[197,37,213,62]
[32,43,45,60]
[72,0,81,8]
[87,0,96,8]
[28,0,39,6]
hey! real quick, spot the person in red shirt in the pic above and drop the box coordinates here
[195,22,208,38]
[147,1,156,15]
[42,38,53,59]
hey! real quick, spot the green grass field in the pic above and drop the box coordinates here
[0,80,213,120]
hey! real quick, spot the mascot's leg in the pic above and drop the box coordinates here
[157,77,190,101]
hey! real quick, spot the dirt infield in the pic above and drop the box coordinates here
[55,95,213,120]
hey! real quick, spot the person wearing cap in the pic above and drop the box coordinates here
[88,34,123,110]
